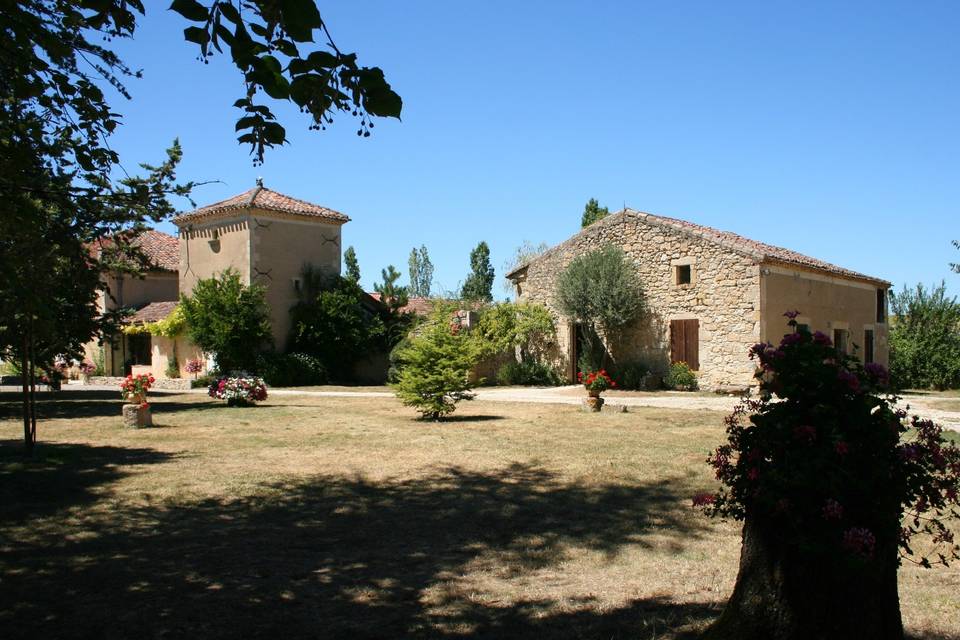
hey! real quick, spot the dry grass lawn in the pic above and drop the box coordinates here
[0,390,957,639]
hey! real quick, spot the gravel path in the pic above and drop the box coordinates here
[4,383,958,431]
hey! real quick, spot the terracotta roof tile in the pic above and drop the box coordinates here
[129,300,178,324]
[132,229,179,272]
[368,293,434,316]
[174,185,349,225]
[91,229,179,272]
[507,209,888,286]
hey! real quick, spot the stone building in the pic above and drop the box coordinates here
[506,209,890,391]
[85,183,351,380]
[173,180,349,351]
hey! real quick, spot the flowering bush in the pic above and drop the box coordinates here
[78,361,96,375]
[185,358,204,376]
[120,374,154,408]
[208,375,268,407]
[578,369,616,393]
[697,311,960,568]
[664,361,697,390]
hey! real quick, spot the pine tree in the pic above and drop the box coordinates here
[344,246,361,283]
[374,265,409,314]
[460,241,495,302]
[391,317,476,419]
[581,198,609,228]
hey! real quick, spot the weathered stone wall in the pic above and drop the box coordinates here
[512,211,762,390]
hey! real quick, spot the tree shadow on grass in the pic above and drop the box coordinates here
[0,461,724,639]
[0,389,221,421]
[0,441,176,525]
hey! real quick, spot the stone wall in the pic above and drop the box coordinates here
[512,211,762,390]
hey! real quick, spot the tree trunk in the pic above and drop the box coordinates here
[705,517,903,640]
[20,337,32,455]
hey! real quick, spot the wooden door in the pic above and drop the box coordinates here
[670,319,700,371]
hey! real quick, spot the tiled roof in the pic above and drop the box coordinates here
[175,184,349,225]
[132,229,179,272]
[507,209,889,286]
[91,229,179,272]
[129,300,178,324]
[368,293,435,316]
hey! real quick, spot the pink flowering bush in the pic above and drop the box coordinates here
[698,311,960,569]
[185,358,204,376]
[208,375,268,407]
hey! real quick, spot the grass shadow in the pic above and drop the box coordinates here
[0,440,176,524]
[0,389,220,421]
[1,461,717,639]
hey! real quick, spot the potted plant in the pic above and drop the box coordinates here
[208,375,268,407]
[578,369,616,411]
[119,373,154,427]
[78,361,96,384]
[185,358,204,379]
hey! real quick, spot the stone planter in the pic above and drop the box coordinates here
[122,403,152,428]
[584,395,604,412]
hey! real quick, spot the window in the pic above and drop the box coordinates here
[796,323,810,334]
[833,329,847,354]
[864,329,875,364]
[675,264,692,285]
[876,289,886,324]
[292,277,302,293]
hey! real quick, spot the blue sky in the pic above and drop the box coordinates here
[110,1,959,296]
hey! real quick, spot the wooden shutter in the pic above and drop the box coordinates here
[670,319,700,370]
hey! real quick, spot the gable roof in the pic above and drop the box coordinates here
[174,183,349,226]
[507,208,889,286]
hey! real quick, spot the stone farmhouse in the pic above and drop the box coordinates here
[506,209,890,391]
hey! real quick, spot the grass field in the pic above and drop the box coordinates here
[0,390,957,639]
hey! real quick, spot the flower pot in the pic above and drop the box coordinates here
[587,389,601,398]
[122,403,152,428]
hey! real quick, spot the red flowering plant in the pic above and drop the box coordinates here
[578,369,616,394]
[697,311,960,570]
[120,374,154,408]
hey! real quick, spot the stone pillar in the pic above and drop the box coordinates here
[122,404,152,428]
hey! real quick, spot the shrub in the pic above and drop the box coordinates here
[288,266,386,379]
[391,314,477,419]
[256,352,327,387]
[166,353,180,378]
[474,302,555,360]
[694,313,960,637]
[613,360,649,390]
[496,359,562,386]
[185,358,204,376]
[180,269,272,372]
[191,373,216,389]
[665,362,697,390]
[889,282,960,390]
[208,375,268,407]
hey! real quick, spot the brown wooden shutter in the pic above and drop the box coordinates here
[670,319,700,370]
[670,319,684,364]
[684,319,699,371]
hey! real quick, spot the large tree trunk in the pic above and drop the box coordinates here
[705,517,903,640]
[20,339,32,455]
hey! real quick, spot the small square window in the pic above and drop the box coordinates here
[676,264,691,285]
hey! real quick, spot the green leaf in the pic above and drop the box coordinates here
[280,0,322,42]
[169,0,209,22]
[216,1,240,24]
[183,26,209,45]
